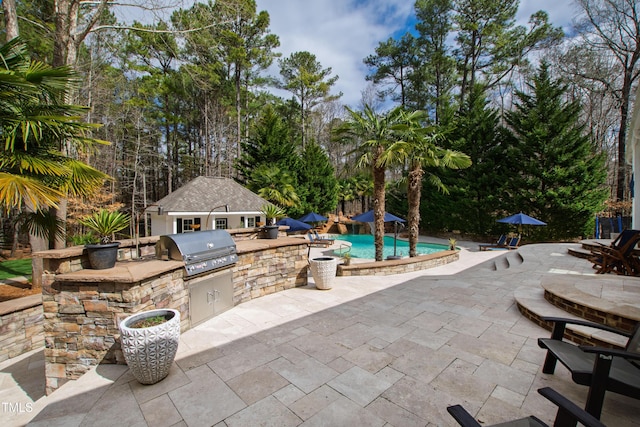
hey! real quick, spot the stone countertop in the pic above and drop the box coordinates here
[31,236,160,259]
[51,237,309,284]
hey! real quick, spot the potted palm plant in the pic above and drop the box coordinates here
[260,204,285,239]
[79,209,131,269]
[448,238,457,251]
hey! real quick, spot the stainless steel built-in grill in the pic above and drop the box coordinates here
[156,230,238,276]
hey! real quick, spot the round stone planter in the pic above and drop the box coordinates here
[119,308,181,385]
[309,257,337,290]
[85,242,120,269]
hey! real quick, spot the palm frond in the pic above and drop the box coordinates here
[0,172,62,212]
[17,209,66,241]
[61,159,110,197]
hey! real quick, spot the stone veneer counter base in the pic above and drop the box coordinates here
[35,236,310,395]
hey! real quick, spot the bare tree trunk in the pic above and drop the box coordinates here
[575,0,640,201]
[235,66,242,178]
[2,0,19,41]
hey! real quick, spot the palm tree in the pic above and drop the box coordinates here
[381,110,471,256]
[249,164,300,208]
[353,174,373,213]
[336,179,355,217]
[0,38,110,248]
[335,105,405,261]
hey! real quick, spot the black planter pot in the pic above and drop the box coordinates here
[262,225,279,239]
[85,242,120,269]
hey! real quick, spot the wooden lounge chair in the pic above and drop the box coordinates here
[447,387,605,427]
[537,316,640,419]
[478,234,507,251]
[589,229,640,275]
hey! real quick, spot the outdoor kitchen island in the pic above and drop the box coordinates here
[34,230,309,395]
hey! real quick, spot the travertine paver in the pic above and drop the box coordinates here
[139,394,183,427]
[300,396,385,426]
[287,384,341,420]
[224,395,301,427]
[342,343,395,373]
[268,357,339,394]
[226,365,289,405]
[2,240,640,426]
[168,365,245,427]
[327,366,392,406]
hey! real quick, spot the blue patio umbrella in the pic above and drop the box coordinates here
[298,212,328,223]
[351,210,406,259]
[351,210,406,223]
[276,217,312,232]
[497,212,546,226]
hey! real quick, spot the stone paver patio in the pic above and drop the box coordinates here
[2,238,639,426]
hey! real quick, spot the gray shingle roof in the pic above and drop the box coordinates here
[151,176,270,213]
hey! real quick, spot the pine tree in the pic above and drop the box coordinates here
[503,63,607,240]
[424,85,507,235]
[235,105,299,184]
[297,142,338,218]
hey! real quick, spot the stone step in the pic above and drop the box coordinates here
[514,285,628,348]
[491,251,524,271]
[567,247,591,259]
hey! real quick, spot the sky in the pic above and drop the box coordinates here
[254,0,580,107]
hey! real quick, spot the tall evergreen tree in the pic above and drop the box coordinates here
[424,85,508,235]
[236,105,299,183]
[412,0,457,122]
[453,0,563,107]
[278,51,341,148]
[364,34,416,108]
[297,142,338,217]
[503,63,607,240]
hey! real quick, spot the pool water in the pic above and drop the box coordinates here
[331,234,449,259]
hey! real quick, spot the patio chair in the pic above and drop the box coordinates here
[447,387,604,427]
[307,231,333,247]
[537,316,640,419]
[483,235,521,251]
[505,235,521,249]
[312,230,335,244]
[478,234,507,251]
[589,229,640,275]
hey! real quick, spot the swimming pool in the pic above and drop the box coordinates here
[331,234,449,259]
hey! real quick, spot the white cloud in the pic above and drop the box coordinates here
[256,0,414,107]
[117,1,578,109]
[257,0,576,109]
[517,0,578,35]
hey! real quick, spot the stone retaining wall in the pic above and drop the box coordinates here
[516,303,625,349]
[543,290,637,333]
[0,294,43,363]
[337,251,459,276]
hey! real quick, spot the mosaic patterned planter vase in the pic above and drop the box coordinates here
[119,308,180,385]
[309,257,337,290]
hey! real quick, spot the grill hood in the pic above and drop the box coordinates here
[156,230,238,276]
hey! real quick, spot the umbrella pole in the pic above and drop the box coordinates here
[394,221,398,256]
